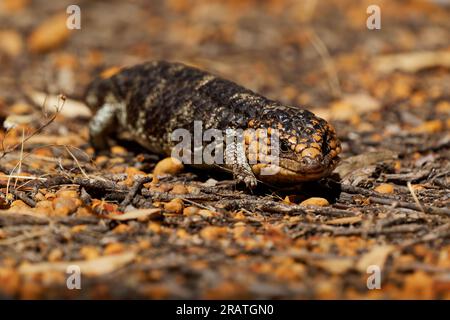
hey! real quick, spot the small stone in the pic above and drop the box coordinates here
[80,246,100,260]
[436,101,450,114]
[186,186,201,194]
[71,225,86,233]
[9,102,32,114]
[300,197,329,207]
[33,200,52,213]
[112,224,131,234]
[104,242,125,255]
[200,226,228,240]
[411,184,425,191]
[75,207,92,217]
[27,13,71,53]
[47,248,63,262]
[153,157,184,176]
[52,197,80,216]
[10,200,30,208]
[374,184,394,194]
[147,222,162,234]
[0,30,23,57]
[412,120,443,134]
[34,192,46,202]
[111,145,128,155]
[171,184,188,194]
[0,268,21,297]
[198,209,216,218]
[44,192,56,200]
[95,155,109,165]
[121,167,147,187]
[55,189,79,199]
[202,178,218,187]
[183,206,199,216]
[163,198,184,214]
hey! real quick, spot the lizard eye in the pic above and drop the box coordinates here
[280,141,290,152]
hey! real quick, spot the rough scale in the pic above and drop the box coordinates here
[85,61,341,187]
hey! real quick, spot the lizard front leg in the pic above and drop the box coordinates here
[88,103,119,151]
[225,128,257,188]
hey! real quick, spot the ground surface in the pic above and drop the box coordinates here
[0,0,449,299]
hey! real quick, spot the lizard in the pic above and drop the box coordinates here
[84,61,341,188]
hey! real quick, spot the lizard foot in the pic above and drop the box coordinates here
[235,171,258,189]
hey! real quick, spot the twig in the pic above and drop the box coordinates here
[400,223,450,249]
[10,189,36,207]
[65,145,89,178]
[0,95,65,160]
[13,127,25,190]
[369,196,450,217]
[0,229,49,246]
[340,183,398,199]
[0,174,47,182]
[181,198,214,211]
[290,222,426,238]
[407,181,425,213]
[119,176,152,210]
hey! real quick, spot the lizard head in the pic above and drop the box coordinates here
[245,107,341,184]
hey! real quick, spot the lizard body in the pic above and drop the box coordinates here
[85,61,341,187]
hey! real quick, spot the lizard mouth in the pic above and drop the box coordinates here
[251,153,340,183]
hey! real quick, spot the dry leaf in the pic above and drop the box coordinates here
[107,208,161,221]
[18,252,136,276]
[313,258,355,275]
[28,13,71,53]
[329,93,381,121]
[0,30,24,57]
[26,90,92,118]
[355,245,394,273]
[373,50,450,73]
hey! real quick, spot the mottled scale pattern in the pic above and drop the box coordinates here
[85,61,341,186]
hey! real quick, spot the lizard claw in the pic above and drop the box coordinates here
[236,172,258,189]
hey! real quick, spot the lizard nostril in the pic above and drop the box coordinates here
[301,156,324,170]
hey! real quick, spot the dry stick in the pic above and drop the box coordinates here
[340,183,449,216]
[217,198,357,217]
[0,212,104,226]
[9,189,36,207]
[13,127,25,190]
[400,223,450,250]
[64,145,89,178]
[119,176,153,209]
[0,229,49,246]
[5,160,22,196]
[290,222,425,238]
[181,198,214,211]
[369,196,450,217]
[407,181,425,213]
[340,183,398,199]
[0,175,47,182]
[42,175,227,202]
[0,212,49,226]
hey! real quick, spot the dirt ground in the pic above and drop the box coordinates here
[0,0,449,299]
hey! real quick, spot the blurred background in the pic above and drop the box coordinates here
[0,0,448,104]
